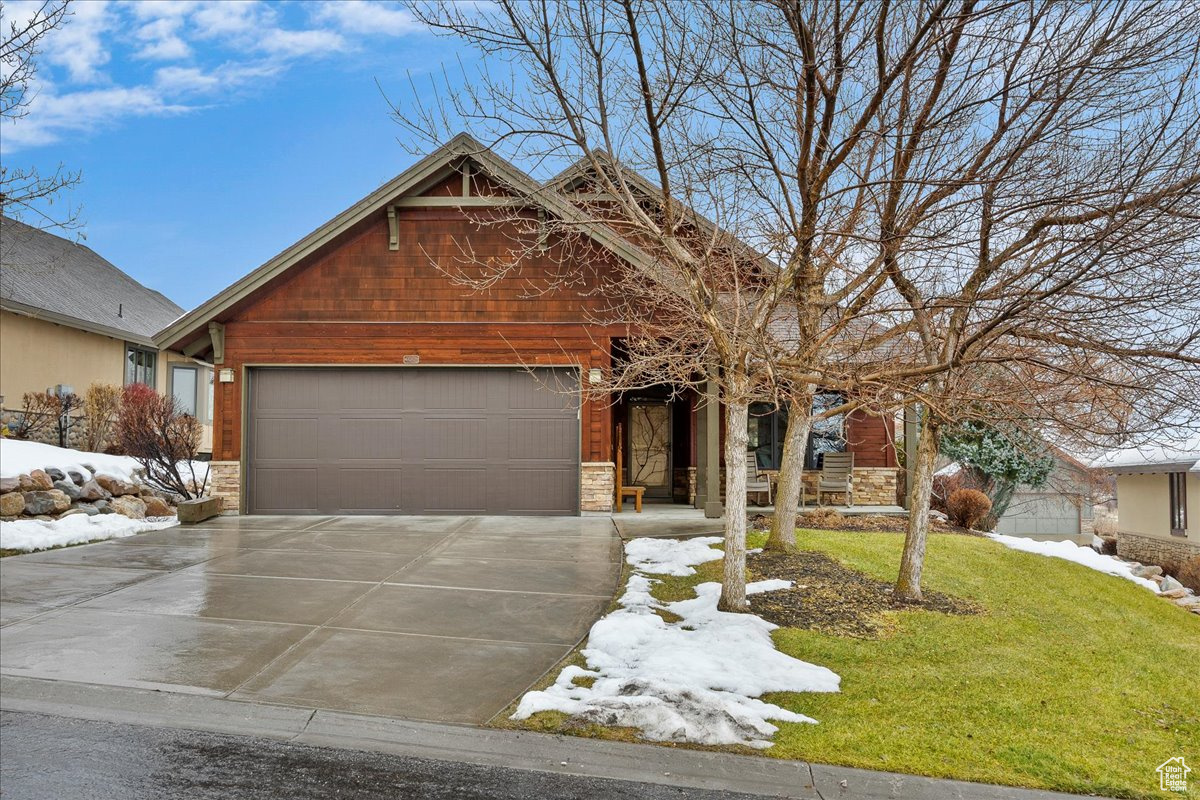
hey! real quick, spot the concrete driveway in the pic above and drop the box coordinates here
[0,515,621,724]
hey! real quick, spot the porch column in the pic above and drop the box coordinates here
[703,376,724,519]
[694,396,708,510]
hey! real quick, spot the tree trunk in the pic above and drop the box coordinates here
[719,397,750,612]
[894,414,942,602]
[766,396,813,552]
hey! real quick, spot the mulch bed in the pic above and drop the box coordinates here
[749,510,976,535]
[747,548,981,638]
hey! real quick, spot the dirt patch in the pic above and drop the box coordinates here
[796,507,973,534]
[748,549,981,638]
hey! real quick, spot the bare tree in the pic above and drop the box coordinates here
[0,0,80,230]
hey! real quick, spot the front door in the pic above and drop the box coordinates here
[627,401,672,499]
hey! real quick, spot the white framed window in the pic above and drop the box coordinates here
[171,365,198,417]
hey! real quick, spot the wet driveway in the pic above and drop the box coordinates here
[0,515,621,724]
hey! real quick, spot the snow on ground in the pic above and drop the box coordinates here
[987,533,1160,592]
[0,439,210,490]
[512,536,841,749]
[1,514,178,552]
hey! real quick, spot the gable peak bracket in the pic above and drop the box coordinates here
[387,205,399,251]
[207,321,226,365]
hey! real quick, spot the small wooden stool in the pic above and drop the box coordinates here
[618,485,645,513]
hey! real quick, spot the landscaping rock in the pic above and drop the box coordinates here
[1160,587,1189,600]
[1160,575,1185,593]
[17,474,35,492]
[96,475,139,497]
[53,480,81,500]
[69,501,100,516]
[28,470,53,491]
[143,496,173,517]
[177,496,220,524]
[0,492,25,517]
[23,489,71,515]
[1174,595,1200,608]
[110,495,147,519]
[58,508,88,518]
[45,468,66,483]
[1131,564,1162,578]
[0,476,20,494]
[67,470,86,485]
[75,479,110,501]
[94,499,115,514]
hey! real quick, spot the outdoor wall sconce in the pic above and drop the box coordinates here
[218,368,235,383]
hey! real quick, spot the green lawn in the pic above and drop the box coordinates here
[511,529,1200,799]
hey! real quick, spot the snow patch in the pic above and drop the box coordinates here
[1,439,143,482]
[1,514,178,552]
[624,535,723,576]
[513,536,840,749]
[986,533,1160,592]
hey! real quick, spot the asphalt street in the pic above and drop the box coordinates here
[0,711,783,800]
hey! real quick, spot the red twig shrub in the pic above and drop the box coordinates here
[947,488,993,530]
[1175,556,1200,593]
[116,383,205,499]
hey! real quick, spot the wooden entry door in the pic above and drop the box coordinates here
[626,401,672,499]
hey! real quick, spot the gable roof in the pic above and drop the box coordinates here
[0,216,183,346]
[154,133,656,354]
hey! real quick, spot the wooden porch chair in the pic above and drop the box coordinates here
[614,426,645,513]
[802,452,854,507]
[745,453,772,506]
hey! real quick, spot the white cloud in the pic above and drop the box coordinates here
[190,0,266,38]
[2,86,190,149]
[312,1,422,36]
[43,0,113,83]
[258,28,346,58]
[135,19,191,61]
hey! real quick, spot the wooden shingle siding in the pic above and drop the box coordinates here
[845,409,897,468]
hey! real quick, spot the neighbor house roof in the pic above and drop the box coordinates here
[0,216,183,347]
[1090,433,1200,474]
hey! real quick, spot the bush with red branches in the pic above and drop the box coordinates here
[116,383,206,499]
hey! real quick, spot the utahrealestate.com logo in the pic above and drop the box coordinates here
[1157,757,1191,793]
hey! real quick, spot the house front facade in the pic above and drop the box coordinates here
[0,216,214,454]
[156,135,898,516]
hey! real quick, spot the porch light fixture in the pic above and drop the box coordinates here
[218,368,235,383]
[588,368,603,385]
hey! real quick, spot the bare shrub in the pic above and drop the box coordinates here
[799,507,845,530]
[8,391,62,440]
[116,384,205,499]
[947,489,992,530]
[82,382,121,452]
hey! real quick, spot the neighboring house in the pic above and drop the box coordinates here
[1092,435,1200,567]
[155,134,899,516]
[991,451,1097,542]
[0,216,213,454]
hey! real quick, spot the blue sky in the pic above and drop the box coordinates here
[1,0,471,310]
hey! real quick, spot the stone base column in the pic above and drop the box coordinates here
[581,462,615,512]
[208,461,241,514]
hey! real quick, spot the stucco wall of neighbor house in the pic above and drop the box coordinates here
[0,310,125,402]
[1116,472,1198,540]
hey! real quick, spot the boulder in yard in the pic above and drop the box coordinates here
[1160,575,1185,593]
[67,470,86,484]
[143,496,173,517]
[53,480,81,500]
[94,499,115,514]
[96,475,139,497]
[76,479,110,501]
[45,467,67,483]
[1174,595,1200,608]
[58,508,88,518]
[0,476,20,494]
[69,501,100,516]
[28,470,53,491]
[1160,587,1189,600]
[1131,564,1162,578]
[23,489,71,516]
[0,491,25,517]
[110,494,147,519]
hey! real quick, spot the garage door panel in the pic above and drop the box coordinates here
[253,468,319,513]
[337,418,405,459]
[248,367,579,515]
[332,467,404,513]
[253,417,319,461]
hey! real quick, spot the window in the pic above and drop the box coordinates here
[746,392,846,470]
[1169,472,1188,536]
[125,345,156,387]
[171,366,198,417]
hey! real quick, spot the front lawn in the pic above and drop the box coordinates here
[509,529,1200,799]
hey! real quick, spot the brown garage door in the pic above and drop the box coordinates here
[246,367,580,515]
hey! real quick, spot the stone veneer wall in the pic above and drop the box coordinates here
[1117,531,1200,567]
[209,460,241,514]
[581,462,614,512]
[800,467,898,506]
